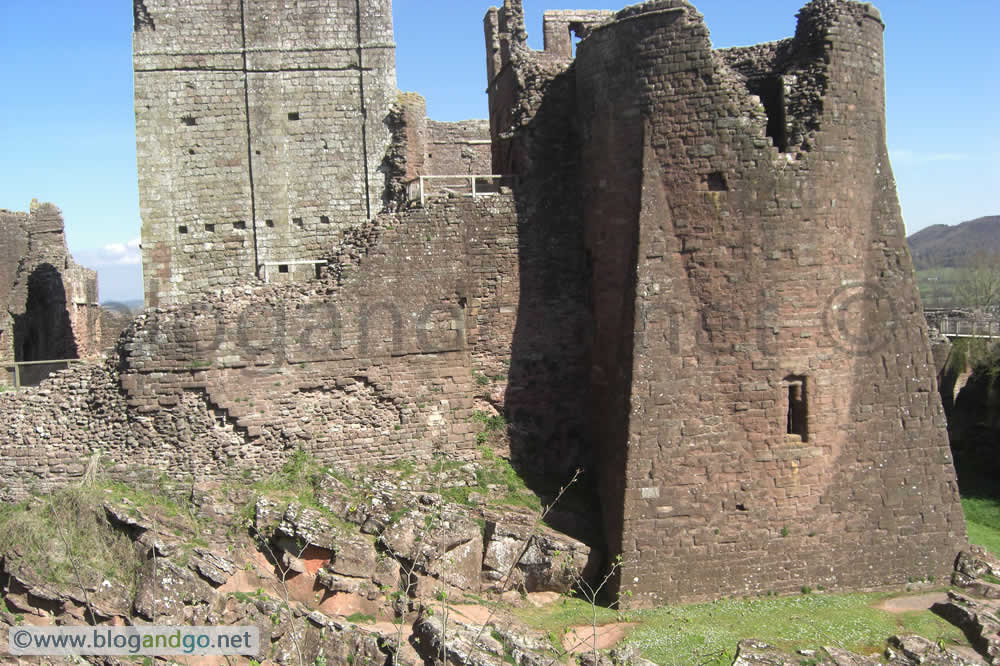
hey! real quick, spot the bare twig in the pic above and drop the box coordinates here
[466,468,582,660]
[47,494,98,624]
[253,528,307,666]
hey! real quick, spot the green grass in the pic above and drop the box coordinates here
[516,592,966,665]
[345,612,376,624]
[916,268,963,309]
[248,448,357,535]
[963,495,1000,558]
[0,486,142,591]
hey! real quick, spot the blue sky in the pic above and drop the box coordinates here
[1,0,998,302]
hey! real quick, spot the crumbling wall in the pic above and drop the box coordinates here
[541,10,614,59]
[483,1,595,481]
[573,0,965,604]
[1,203,101,383]
[0,196,523,498]
[384,92,492,205]
[0,211,29,368]
[425,120,492,175]
[134,0,398,307]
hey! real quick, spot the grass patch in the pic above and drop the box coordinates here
[346,612,376,624]
[516,596,621,631]
[475,446,541,512]
[516,592,967,665]
[963,495,1000,558]
[617,592,967,665]
[248,449,356,534]
[0,486,143,591]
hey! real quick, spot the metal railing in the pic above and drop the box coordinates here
[406,175,515,207]
[925,310,1000,340]
[1,358,91,391]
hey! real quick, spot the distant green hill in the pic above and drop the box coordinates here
[908,215,1000,270]
[100,299,144,315]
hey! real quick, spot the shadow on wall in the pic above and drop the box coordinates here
[13,263,78,383]
[501,61,598,535]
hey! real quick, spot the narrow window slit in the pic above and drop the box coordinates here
[785,375,808,442]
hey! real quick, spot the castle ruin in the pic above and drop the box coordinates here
[0,0,967,605]
[1,202,103,386]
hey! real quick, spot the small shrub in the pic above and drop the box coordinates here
[345,612,375,624]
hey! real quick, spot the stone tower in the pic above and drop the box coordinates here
[133,0,397,307]
[487,0,967,604]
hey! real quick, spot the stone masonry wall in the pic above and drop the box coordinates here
[573,0,966,604]
[1,203,101,384]
[134,0,397,307]
[0,196,521,499]
[425,120,492,176]
[0,211,30,368]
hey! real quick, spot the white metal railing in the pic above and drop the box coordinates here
[925,310,1000,339]
[406,175,514,207]
[935,318,1000,339]
[1,358,91,391]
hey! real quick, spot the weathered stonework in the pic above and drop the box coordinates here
[1,202,101,384]
[0,196,522,497]
[0,0,969,610]
[134,0,398,307]
[486,0,966,604]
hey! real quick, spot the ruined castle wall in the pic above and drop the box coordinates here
[483,1,595,480]
[424,120,493,176]
[389,93,492,180]
[0,196,522,498]
[577,0,965,604]
[0,212,30,368]
[134,0,397,307]
[1,204,101,384]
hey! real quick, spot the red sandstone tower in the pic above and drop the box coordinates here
[487,0,967,604]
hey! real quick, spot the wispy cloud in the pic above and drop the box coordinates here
[76,237,141,267]
[890,149,969,165]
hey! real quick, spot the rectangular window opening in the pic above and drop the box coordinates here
[278,264,289,274]
[320,215,330,224]
[785,375,808,442]
[757,76,788,152]
[293,217,303,228]
[234,221,246,230]
[265,219,275,228]
[205,223,215,232]
[178,225,188,234]
[181,115,197,126]
[287,112,300,121]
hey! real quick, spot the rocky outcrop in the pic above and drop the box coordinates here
[953,549,1000,600]
[733,637,981,665]
[932,592,1000,665]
